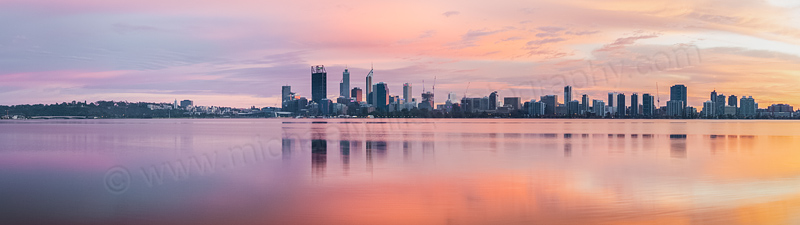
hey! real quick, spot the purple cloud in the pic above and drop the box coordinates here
[442,11,460,17]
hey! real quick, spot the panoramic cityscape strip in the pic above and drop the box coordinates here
[1,63,796,119]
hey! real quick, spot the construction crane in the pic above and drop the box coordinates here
[432,76,436,95]
[656,82,661,106]
[463,82,471,99]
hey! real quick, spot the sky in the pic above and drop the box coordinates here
[1,0,799,108]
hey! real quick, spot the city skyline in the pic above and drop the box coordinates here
[280,64,789,114]
[1,0,800,108]
[277,65,793,118]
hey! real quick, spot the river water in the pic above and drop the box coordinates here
[2,119,800,224]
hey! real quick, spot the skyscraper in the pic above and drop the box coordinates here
[642,93,654,116]
[567,100,580,115]
[448,92,458,103]
[702,100,715,117]
[340,68,350,98]
[375,82,389,111]
[715,94,726,116]
[564,86,573,103]
[581,94,590,113]
[489,91,498,110]
[403,83,412,102]
[504,97,521,110]
[617,93,626,117]
[608,93,615,107]
[630,93,639,116]
[311,65,327,103]
[667,100,684,117]
[319,99,332,115]
[351,87,363,103]
[365,68,373,104]
[593,100,605,116]
[739,96,756,117]
[282,85,292,103]
[670,84,687,108]
[711,90,717,102]
[420,91,434,110]
[540,95,557,115]
[728,95,738,107]
[530,101,545,116]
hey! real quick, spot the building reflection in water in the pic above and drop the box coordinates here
[423,141,434,161]
[608,133,625,154]
[366,141,373,172]
[374,141,387,161]
[403,141,411,162]
[670,134,687,158]
[350,140,361,157]
[311,129,327,178]
[740,135,756,153]
[504,133,521,151]
[403,133,411,163]
[564,142,572,157]
[489,133,498,152]
[340,140,350,175]
[282,138,293,161]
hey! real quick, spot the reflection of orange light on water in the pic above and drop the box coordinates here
[235,170,707,225]
[706,136,800,180]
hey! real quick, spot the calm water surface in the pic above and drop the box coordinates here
[2,119,800,224]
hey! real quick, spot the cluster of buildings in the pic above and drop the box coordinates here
[278,65,797,118]
[147,99,281,116]
[281,65,431,116]
[524,85,792,118]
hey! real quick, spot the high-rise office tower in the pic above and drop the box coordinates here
[728,95,737,107]
[670,84,687,108]
[530,101,546,116]
[311,65,327,103]
[581,94,590,113]
[642,93,654,116]
[448,92,458,103]
[375,82,389,111]
[480,97,489,110]
[617,93,626,117]
[340,68,350,98]
[351,87,363,103]
[715,94,726,116]
[564,86,573,103]
[739,96,756,117]
[420,91,434,110]
[504,97,521,110]
[282,85,292,102]
[703,100,715,117]
[365,68,373,104]
[711,90,717,102]
[567,100,580,115]
[608,93,615,107]
[667,100,684,117]
[593,100,605,116]
[630,93,639,116]
[403,83,412,102]
[540,95,557,115]
[489,91,498,110]
[319,99,332,115]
